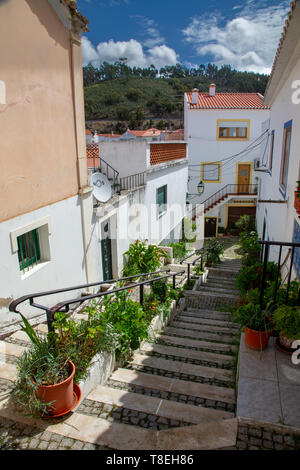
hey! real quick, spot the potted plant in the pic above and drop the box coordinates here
[205,238,225,267]
[273,305,300,353]
[294,181,300,215]
[11,315,77,417]
[235,302,273,350]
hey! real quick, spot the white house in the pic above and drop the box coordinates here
[89,140,189,280]
[184,85,270,236]
[255,0,300,279]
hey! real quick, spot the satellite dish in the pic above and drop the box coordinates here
[90,172,112,203]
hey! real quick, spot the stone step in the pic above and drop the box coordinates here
[156,334,237,355]
[161,329,238,354]
[171,319,239,337]
[0,394,238,450]
[139,342,235,366]
[87,385,234,425]
[169,322,239,343]
[0,362,18,382]
[185,308,233,321]
[0,340,27,359]
[197,285,239,295]
[179,315,239,330]
[206,277,238,286]
[110,368,236,404]
[129,353,234,383]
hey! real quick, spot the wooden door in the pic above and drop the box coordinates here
[205,217,217,238]
[237,164,250,194]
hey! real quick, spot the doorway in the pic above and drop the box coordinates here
[237,163,251,194]
[204,217,218,238]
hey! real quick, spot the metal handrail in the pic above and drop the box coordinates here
[202,184,258,211]
[120,172,146,191]
[9,268,185,332]
[258,240,300,307]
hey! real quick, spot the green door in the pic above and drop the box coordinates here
[101,237,113,281]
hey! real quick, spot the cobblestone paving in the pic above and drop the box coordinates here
[76,398,190,430]
[225,422,300,450]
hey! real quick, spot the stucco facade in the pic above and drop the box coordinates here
[0,0,91,326]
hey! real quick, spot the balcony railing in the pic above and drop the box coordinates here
[120,172,146,191]
[202,184,258,213]
[259,240,300,308]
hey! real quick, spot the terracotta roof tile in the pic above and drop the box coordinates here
[128,128,161,137]
[186,92,270,110]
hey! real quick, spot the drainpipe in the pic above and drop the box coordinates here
[69,30,94,288]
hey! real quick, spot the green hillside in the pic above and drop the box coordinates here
[83,62,269,131]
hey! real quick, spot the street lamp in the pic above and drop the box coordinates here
[187,180,204,200]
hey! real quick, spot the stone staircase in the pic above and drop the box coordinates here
[0,258,242,450]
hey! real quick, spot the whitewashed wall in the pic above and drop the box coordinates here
[0,196,88,327]
[184,105,270,205]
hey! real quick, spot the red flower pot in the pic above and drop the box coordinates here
[37,360,75,416]
[294,192,300,215]
[244,326,271,350]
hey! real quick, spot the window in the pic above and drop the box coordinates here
[17,229,41,272]
[201,162,221,183]
[157,185,167,216]
[217,120,249,140]
[279,121,292,196]
[269,130,275,172]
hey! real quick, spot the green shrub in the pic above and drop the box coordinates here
[273,305,300,340]
[123,240,168,276]
[235,303,272,332]
[235,214,256,233]
[205,238,225,266]
[236,261,278,296]
[168,241,188,260]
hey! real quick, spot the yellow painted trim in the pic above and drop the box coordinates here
[225,203,256,228]
[235,162,253,186]
[200,162,222,183]
[204,216,218,237]
[216,119,250,141]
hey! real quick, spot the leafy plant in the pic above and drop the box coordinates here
[235,214,256,233]
[11,335,70,417]
[273,305,300,340]
[236,261,278,296]
[123,240,168,276]
[238,230,261,266]
[100,286,149,360]
[167,241,188,261]
[205,238,225,266]
[296,181,300,198]
[150,278,170,303]
[194,264,204,276]
[235,303,272,332]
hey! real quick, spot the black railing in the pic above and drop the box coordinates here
[120,172,146,191]
[89,157,120,195]
[202,184,258,212]
[180,250,208,282]
[259,240,300,308]
[9,268,185,333]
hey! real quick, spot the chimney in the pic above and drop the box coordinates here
[191,88,199,105]
[209,84,216,97]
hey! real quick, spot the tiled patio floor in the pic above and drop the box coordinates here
[237,333,300,428]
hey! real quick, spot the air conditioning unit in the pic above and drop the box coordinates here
[254,159,260,170]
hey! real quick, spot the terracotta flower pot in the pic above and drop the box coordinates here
[244,326,271,350]
[37,360,75,416]
[294,192,300,215]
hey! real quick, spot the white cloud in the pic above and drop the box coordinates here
[182,1,290,74]
[132,15,165,48]
[82,37,178,69]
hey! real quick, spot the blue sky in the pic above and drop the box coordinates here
[78,0,290,74]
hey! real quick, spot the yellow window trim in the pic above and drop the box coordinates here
[201,162,222,183]
[235,162,253,186]
[225,203,256,228]
[216,119,250,141]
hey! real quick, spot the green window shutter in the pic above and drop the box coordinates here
[157,185,167,215]
[17,229,41,271]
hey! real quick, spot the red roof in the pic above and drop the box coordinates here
[86,129,92,135]
[186,92,270,110]
[128,128,162,137]
[98,133,121,138]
